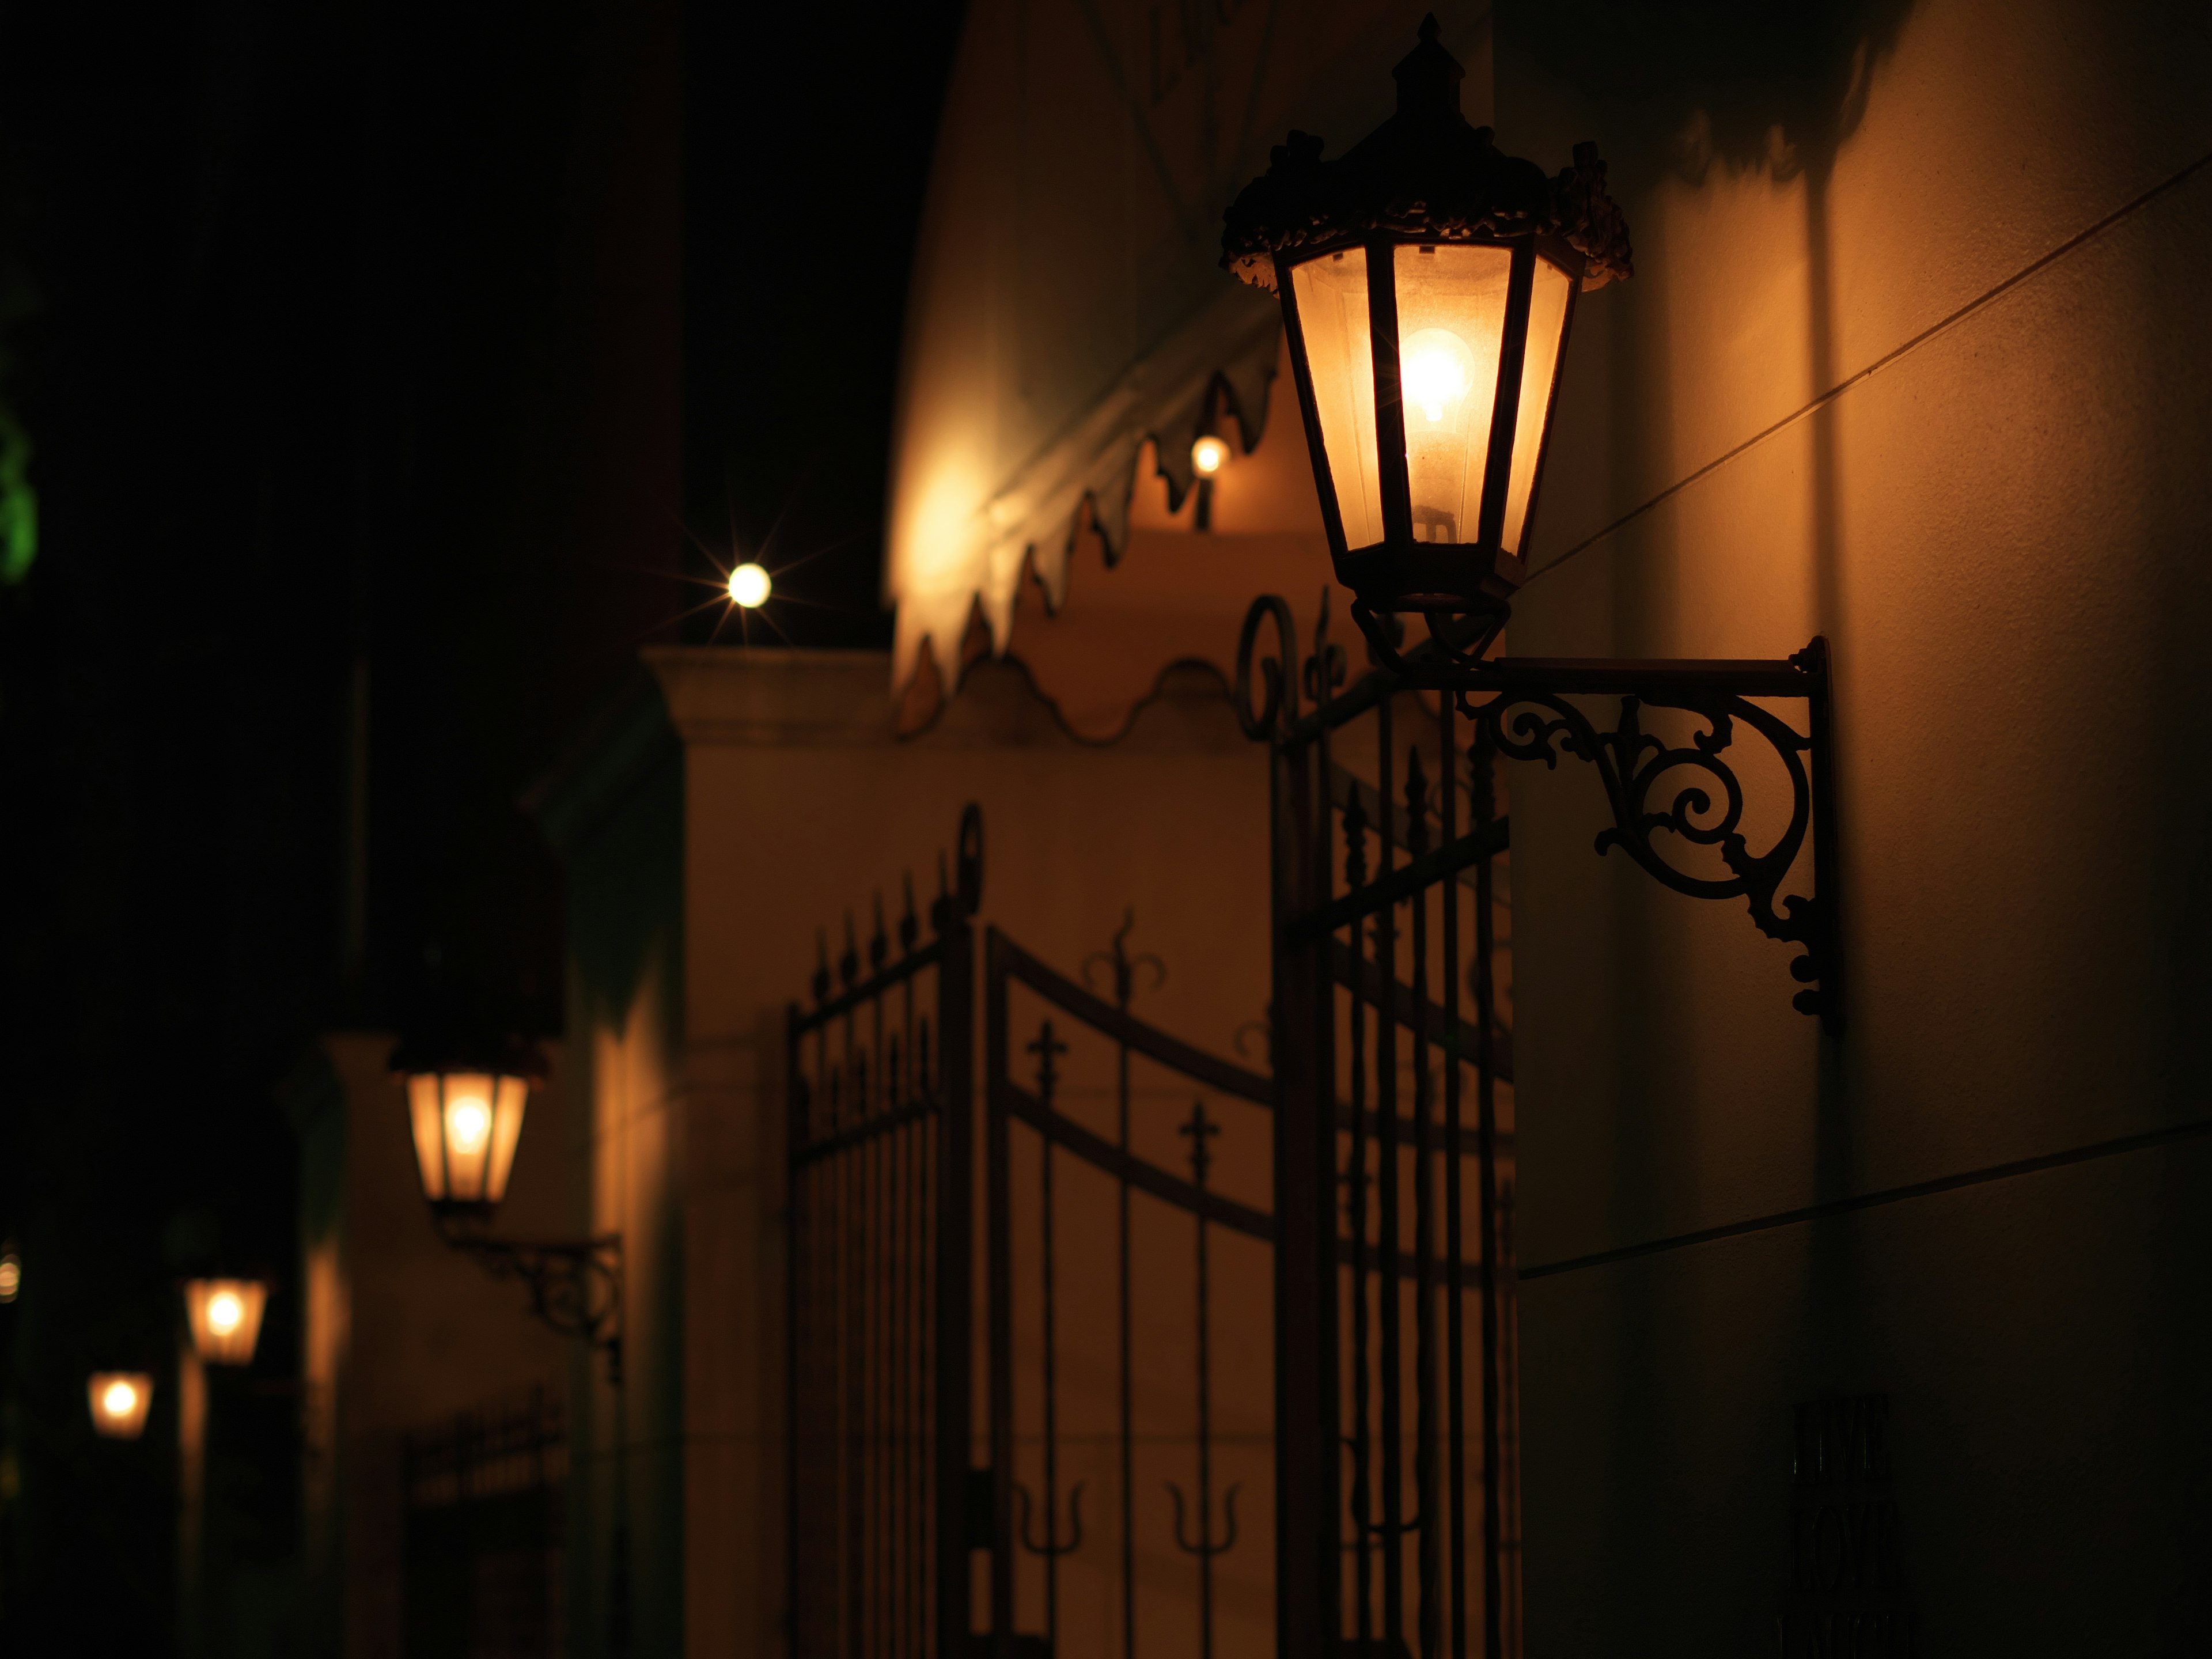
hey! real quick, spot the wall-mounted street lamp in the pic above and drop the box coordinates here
[89,1372,154,1440]
[1225,15,1838,1026]
[183,1279,269,1368]
[392,1037,624,1381]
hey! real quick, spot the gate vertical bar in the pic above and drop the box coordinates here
[1344,784,1374,1649]
[938,882,978,1659]
[984,926,1019,1659]
[1375,696,1404,1650]
[1268,609,1333,1659]
[787,1006,806,1658]
[1441,703,1468,1659]
[1472,732,1503,1659]
[1407,745,1439,1659]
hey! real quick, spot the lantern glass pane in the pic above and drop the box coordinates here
[1289,251,1385,548]
[1501,256,1575,554]
[485,1074,530,1205]
[1392,243,1512,546]
[441,1071,498,1202]
[407,1073,447,1200]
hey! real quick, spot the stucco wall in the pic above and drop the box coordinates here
[1494,0,2212,1649]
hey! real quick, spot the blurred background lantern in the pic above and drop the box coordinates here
[390,1037,544,1220]
[88,1372,154,1440]
[1220,14,1630,654]
[182,1278,268,1366]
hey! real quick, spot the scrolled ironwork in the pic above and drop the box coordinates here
[1240,591,1839,1029]
[1234,593,1299,738]
[441,1221,624,1384]
[1459,678,1826,1018]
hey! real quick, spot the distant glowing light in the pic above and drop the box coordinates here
[728,563,771,608]
[0,1249,18,1302]
[1191,435,1231,476]
[104,1380,137,1416]
[208,1291,243,1334]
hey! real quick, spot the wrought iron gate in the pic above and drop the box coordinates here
[1245,599,1520,1659]
[789,808,980,1659]
[984,921,1277,1659]
[788,767,1514,1659]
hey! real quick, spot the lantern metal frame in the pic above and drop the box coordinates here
[391,1035,626,1382]
[1226,17,1839,1031]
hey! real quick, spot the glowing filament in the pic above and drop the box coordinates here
[208,1291,243,1334]
[1191,434,1230,476]
[103,1380,138,1416]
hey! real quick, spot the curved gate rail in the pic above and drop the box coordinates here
[984,926,1275,1659]
[789,806,982,1659]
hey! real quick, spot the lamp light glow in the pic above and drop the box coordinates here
[89,1371,154,1439]
[184,1278,269,1365]
[728,562,771,608]
[448,1092,492,1153]
[1400,327,1478,423]
[1191,434,1232,477]
[0,1243,18,1303]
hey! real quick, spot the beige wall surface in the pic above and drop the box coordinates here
[1491,0,2212,1649]
[638,646,1273,1659]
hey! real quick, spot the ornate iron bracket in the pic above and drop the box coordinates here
[1237,595,1841,1033]
[437,1214,626,1384]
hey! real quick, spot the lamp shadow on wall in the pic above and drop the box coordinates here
[1502,0,1918,1634]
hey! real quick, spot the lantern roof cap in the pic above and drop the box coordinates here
[1221,15,1632,293]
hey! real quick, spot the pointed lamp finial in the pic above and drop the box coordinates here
[1393,13,1463,119]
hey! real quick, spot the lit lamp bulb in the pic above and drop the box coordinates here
[448,1093,492,1153]
[207,1291,243,1335]
[1191,434,1231,476]
[727,562,771,608]
[1401,327,1479,424]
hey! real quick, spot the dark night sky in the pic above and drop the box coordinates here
[0,0,966,1645]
